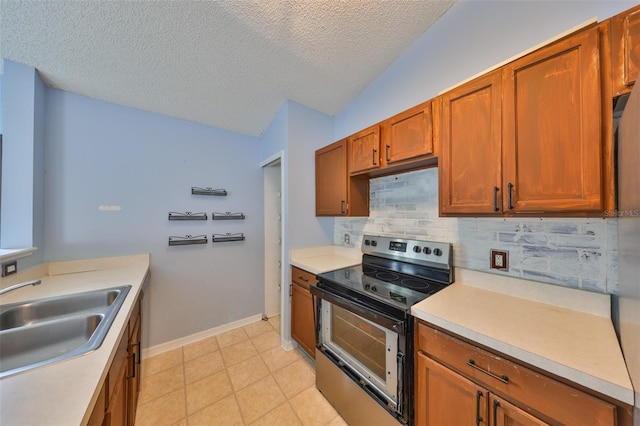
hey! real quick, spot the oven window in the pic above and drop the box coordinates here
[319,299,400,404]
[331,305,386,379]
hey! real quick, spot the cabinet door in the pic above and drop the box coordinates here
[439,70,503,215]
[416,352,488,426]
[503,27,603,213]
[612,4,640,96]
[127,315,141,426]
[291,282,316,358]
[349,124,381,174]
[87,382,106,426]
[489,395,550,426]
[385,102,433,164]
[104,362,128,426]
[316,140,348,216]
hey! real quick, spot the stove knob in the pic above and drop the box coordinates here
[433,248,443,256]
[371,286,377,292]
[371,240,377,247]
[364,284,370,290]
[413,245,421,253]
[364,239,370,246]
[423,247,432,254]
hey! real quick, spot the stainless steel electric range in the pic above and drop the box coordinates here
[310,235,453,426]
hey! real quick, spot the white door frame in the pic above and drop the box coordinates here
[260,151,291,348]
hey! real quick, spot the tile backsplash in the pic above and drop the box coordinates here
[334,168,618,294]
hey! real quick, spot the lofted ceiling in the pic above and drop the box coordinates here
[1,1,455,137]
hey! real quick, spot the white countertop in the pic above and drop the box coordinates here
[290,245,361,274]
[411,268,634,405]
[0,254,150,426]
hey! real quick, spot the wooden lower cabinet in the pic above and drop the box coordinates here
[416,352,487,425]
[415,322,627,426]
[105,359,128,426]
[416,353,549,426]
[89,290,144,426]
[127,297,142,426]
[87,381,107,426]
[490,394,550,426]
[290,267,316,358]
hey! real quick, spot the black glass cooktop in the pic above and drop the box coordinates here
[317,262,447,312]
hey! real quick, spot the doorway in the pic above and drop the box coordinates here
[263,156,282,319]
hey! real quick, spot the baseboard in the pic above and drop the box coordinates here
[142,313,264,358]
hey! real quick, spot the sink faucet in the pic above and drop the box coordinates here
[0,279,42,296]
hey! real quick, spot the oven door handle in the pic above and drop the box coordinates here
[310,284,406,335]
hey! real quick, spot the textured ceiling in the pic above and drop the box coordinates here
[1,1,455,137]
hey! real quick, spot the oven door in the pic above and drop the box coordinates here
[312,285,405,411]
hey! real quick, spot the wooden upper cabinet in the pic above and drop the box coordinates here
[502,26,604,214]
[315,139,369,216]
[316,139,348,215]
[438,70,503,215]
[384,101,433,165]
[611,4,640,96]
[349,124,381,175]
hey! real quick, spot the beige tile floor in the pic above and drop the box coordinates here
[135,316,347,426]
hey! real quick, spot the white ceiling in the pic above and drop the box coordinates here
[1,1,455,137]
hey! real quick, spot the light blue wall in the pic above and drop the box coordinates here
[287,101,334,249]
[0,73,3,131]
[32,64,46,269]
[333,1,634,294]
[260,100,335,345]
[260,100,335,250]
[44,89,264,347]
[261,103,288,160]
[0,60,46,268]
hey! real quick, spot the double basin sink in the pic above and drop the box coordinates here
[0,285,131,378]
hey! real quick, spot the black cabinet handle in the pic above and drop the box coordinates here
[493,399,501,426]
[127,353,136,379]
[372,149,378,166]
[298,276,309,282]
[493,186,499,212]
[385,145,391,162]
[468,359,509,384]
[476,390,484,426]
[340,200,346,215]
[507,183,514,210]
[134,342,141,365]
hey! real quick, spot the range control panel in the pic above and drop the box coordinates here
[361,235,452,268]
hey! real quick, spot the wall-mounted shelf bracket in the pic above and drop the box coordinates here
[169,211,208,220]
[168,235,208,246]
[212,212,245,220]
[212,233,245,243]
[191,187,227,196]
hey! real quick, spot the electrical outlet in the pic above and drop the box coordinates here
[2,260,18,277]
[490,250,508,271]
[344,234,351,244]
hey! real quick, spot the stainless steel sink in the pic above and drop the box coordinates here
[0,287,124,330]
[0,285,131,378]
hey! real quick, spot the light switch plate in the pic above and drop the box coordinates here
[490,250,508,271]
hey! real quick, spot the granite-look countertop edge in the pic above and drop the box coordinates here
[411,282,634,405]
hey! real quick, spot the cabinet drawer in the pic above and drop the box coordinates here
[417,323,616,425]
[291,267,316,290]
